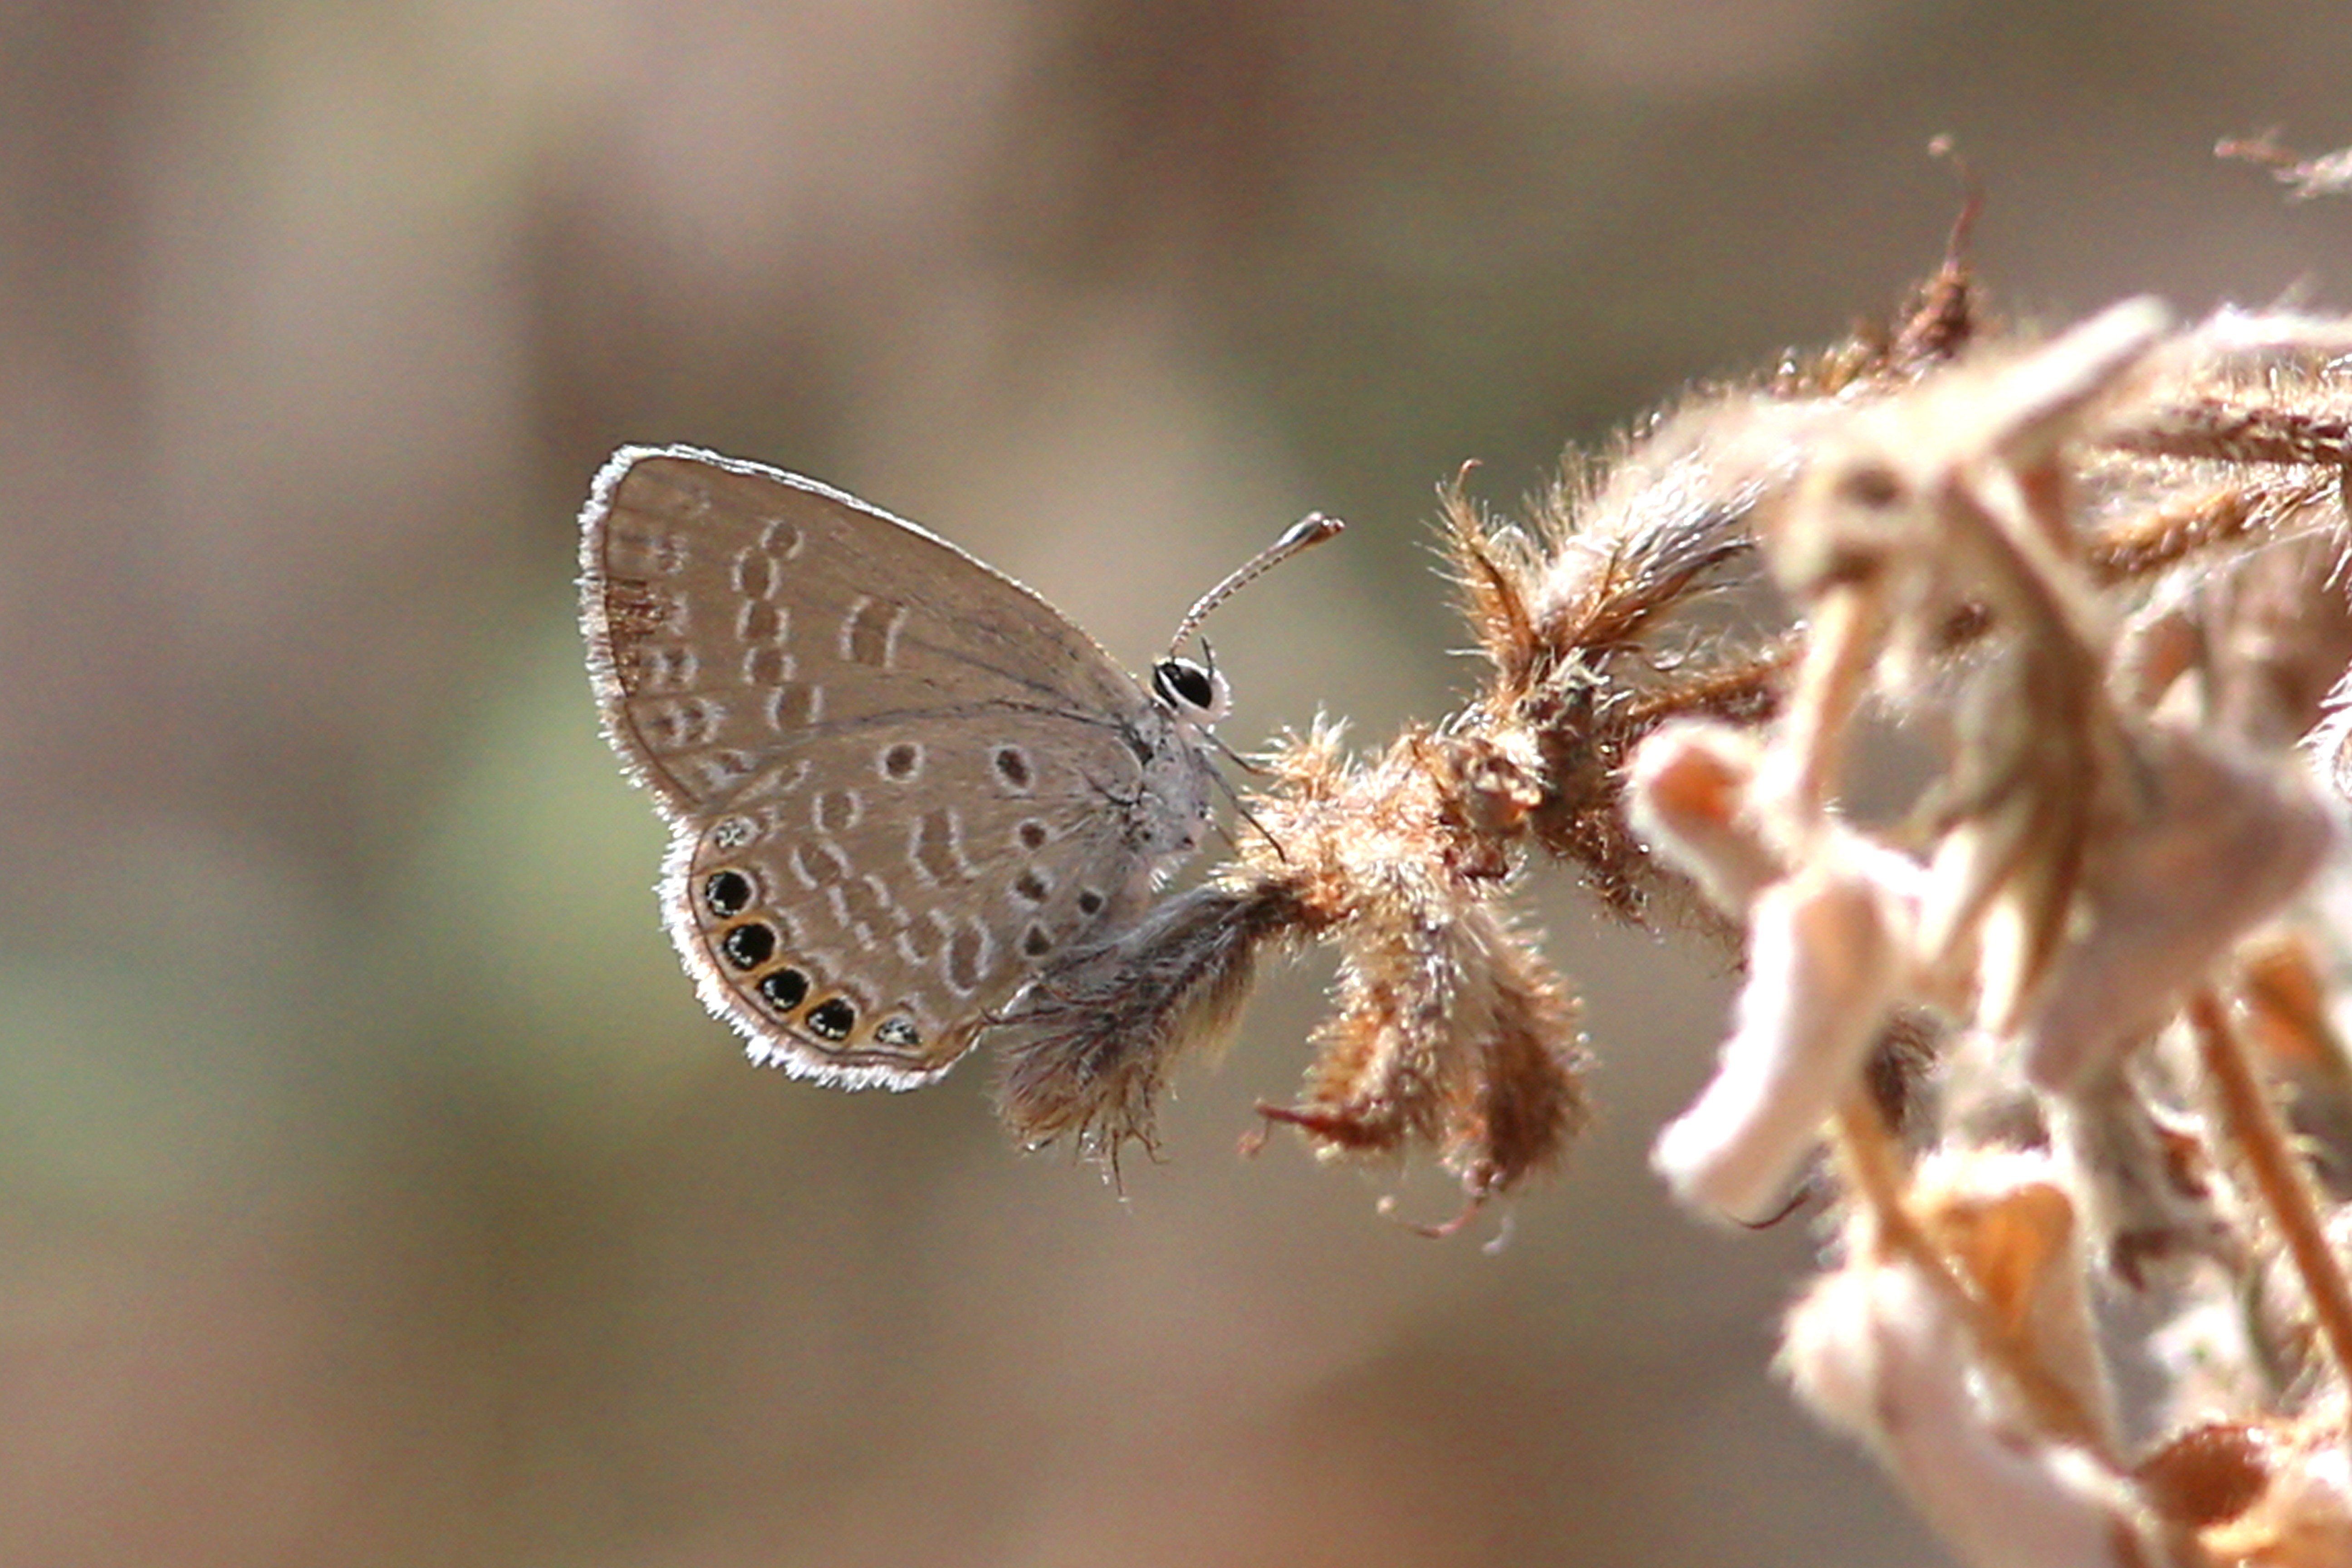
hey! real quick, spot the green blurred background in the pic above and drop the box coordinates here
[8,3,2352,1563]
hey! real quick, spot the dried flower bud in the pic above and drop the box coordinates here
[2198,1411,2352,1567]
[1269,899,1589,1203]
[2135,1419,2275,1530]
[1912,1149,2112,1441]
[1235,726,1591,1202]
[1782,1258,2151,1568]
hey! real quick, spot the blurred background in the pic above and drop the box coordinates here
[8,2,2352,1563]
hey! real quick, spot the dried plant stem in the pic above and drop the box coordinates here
[1779,590,1881,817]
[2085,485,2264,584]
[1618,639,1795,733]
[1831,1093,2112,1457]
[2187,990,2352,1392]
[2103,404,2352,470]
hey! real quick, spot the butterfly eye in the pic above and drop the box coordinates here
[1152,657,1228,723]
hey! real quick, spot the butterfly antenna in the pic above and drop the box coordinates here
[1167,512,1344,657]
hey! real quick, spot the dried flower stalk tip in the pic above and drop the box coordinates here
[1549,230,2352,1567]
[970,181,2352,1568]
[1237,730,1592,1202]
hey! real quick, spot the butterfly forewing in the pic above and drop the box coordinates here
[581,445,1210,1086]
[583,447,1141,814]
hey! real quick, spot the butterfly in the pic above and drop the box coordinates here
[579,446,1332,1089]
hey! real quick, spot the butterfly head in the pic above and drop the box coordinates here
[1156,509,1342,731]
[1151,652,1230,729]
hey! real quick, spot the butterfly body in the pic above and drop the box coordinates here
[581,445,1222,1088]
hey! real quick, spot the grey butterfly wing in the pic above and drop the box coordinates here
[580,445,1211,1085]
[582,446,1145,813]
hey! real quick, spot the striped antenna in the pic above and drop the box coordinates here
[1167,512,1344,657]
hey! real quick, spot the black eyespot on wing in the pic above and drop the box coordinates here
[993,746,1033,791]
[760,968,810,1013]
[704,869,755,918]
[806,997,857,1041]
[721,921,777,970]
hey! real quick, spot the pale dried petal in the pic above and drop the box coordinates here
[2019,725,2335,1092]
[1624,720,1780,914]
[1783,1260,2147,1568]
[2152,303,2352,364]
[1652,848,1919,1219]
[1913,1149,2114,1444]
